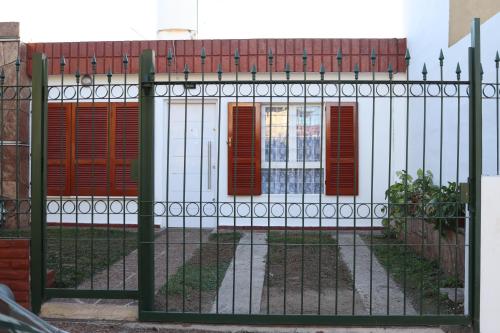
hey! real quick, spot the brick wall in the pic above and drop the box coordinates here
[0,22,30,229]
[0,239,30,308]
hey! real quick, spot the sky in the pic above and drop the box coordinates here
[0,0,406,42]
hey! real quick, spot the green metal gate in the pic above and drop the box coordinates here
[28,19,487,330]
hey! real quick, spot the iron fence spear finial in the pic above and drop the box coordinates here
[354,63,359,80]
[167,48,173,65]
[183,64,190,81]
[405,48,411,66]
[59,56,66,73]
[217,63,222,81]
[285,63,290,80]
[456,62,461,80]
[201,47,206,65]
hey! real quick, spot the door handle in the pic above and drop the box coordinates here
[207,141,212,190]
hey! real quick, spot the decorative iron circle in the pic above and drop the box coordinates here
[393,84,406,97]
[47,200,60,214]
[80,86,93,99]
[307,83,321,97]
[169,202,182,216]
[110,200,124,214]
[375,83,390,97]
[47,87,61,100]
[273,83,287,97]
[237,202,251,217]
[95,85,108,98]
[287,203,302,218]
[94,200,108,214]
[222,84,236,96]
[324,83,338,97]
[305,203,319,218]
[290,83,304,97]
[202,202,217,216]
[205,84,218,97]
[126,200,138,214]
[63,200,76,214]
[112,84,125,98]
[186,202,200,216]
[483,84,496,98]
[153,202,166,216]
[19,87,32,100]
[254,203,267,217]
[322,203,336,218]
[374,203,387,218]
[126,85,139,98]
[339,204,353,218]
[220,202,233,217]
[444,84,458,97]
[271,203,285,218]
[358,83,372,97]
[356,203,371,219]
[410,83,424,97]
[427,84,441,97]
[341,83,355,97]
[256,83,270,96]
[63,86,77,99]
[238,84,252,97]
[78,200,92,214]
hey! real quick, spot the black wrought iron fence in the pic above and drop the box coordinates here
[22,19,494,328]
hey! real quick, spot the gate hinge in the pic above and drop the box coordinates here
[459,182,469,204]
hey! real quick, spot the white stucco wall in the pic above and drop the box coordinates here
[45,71,405,228]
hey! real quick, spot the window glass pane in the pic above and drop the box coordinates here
[296,106,321,162]
[262,168,323,194]
[264,106,288,162]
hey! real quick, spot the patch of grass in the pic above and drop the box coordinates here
[365,234,463,314]
[1,227,138,288]
[160,232,242,297]
[267,231,337,244]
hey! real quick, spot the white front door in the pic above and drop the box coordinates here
[165,100,218,228]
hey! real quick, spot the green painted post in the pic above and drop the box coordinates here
[468,18,481,333]
[138,49,155,314]
[30,53,48,314]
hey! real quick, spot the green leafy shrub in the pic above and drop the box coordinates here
[383,169,465,237]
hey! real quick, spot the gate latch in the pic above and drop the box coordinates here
[459,182,469,204]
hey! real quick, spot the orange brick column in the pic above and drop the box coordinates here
[0,239,30,309]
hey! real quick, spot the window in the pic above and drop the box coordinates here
[227,102,358,196]
[262,105,323,194]
[47,102,139,196]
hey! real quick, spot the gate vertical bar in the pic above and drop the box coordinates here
[31,52,48,314]
[468,18,481,332]
[138,49,156,313]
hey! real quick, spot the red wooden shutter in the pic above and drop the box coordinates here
[47,104,71,195]
[113,103,139,196]
[228,103,261,195]
[71,103,110,196]
[325,103,358,195]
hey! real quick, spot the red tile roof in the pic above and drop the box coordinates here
[27,38,407,75]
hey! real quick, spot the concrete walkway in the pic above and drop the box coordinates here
[47,229,210,306]
[336,232,417,315]
[211,232,268,314]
